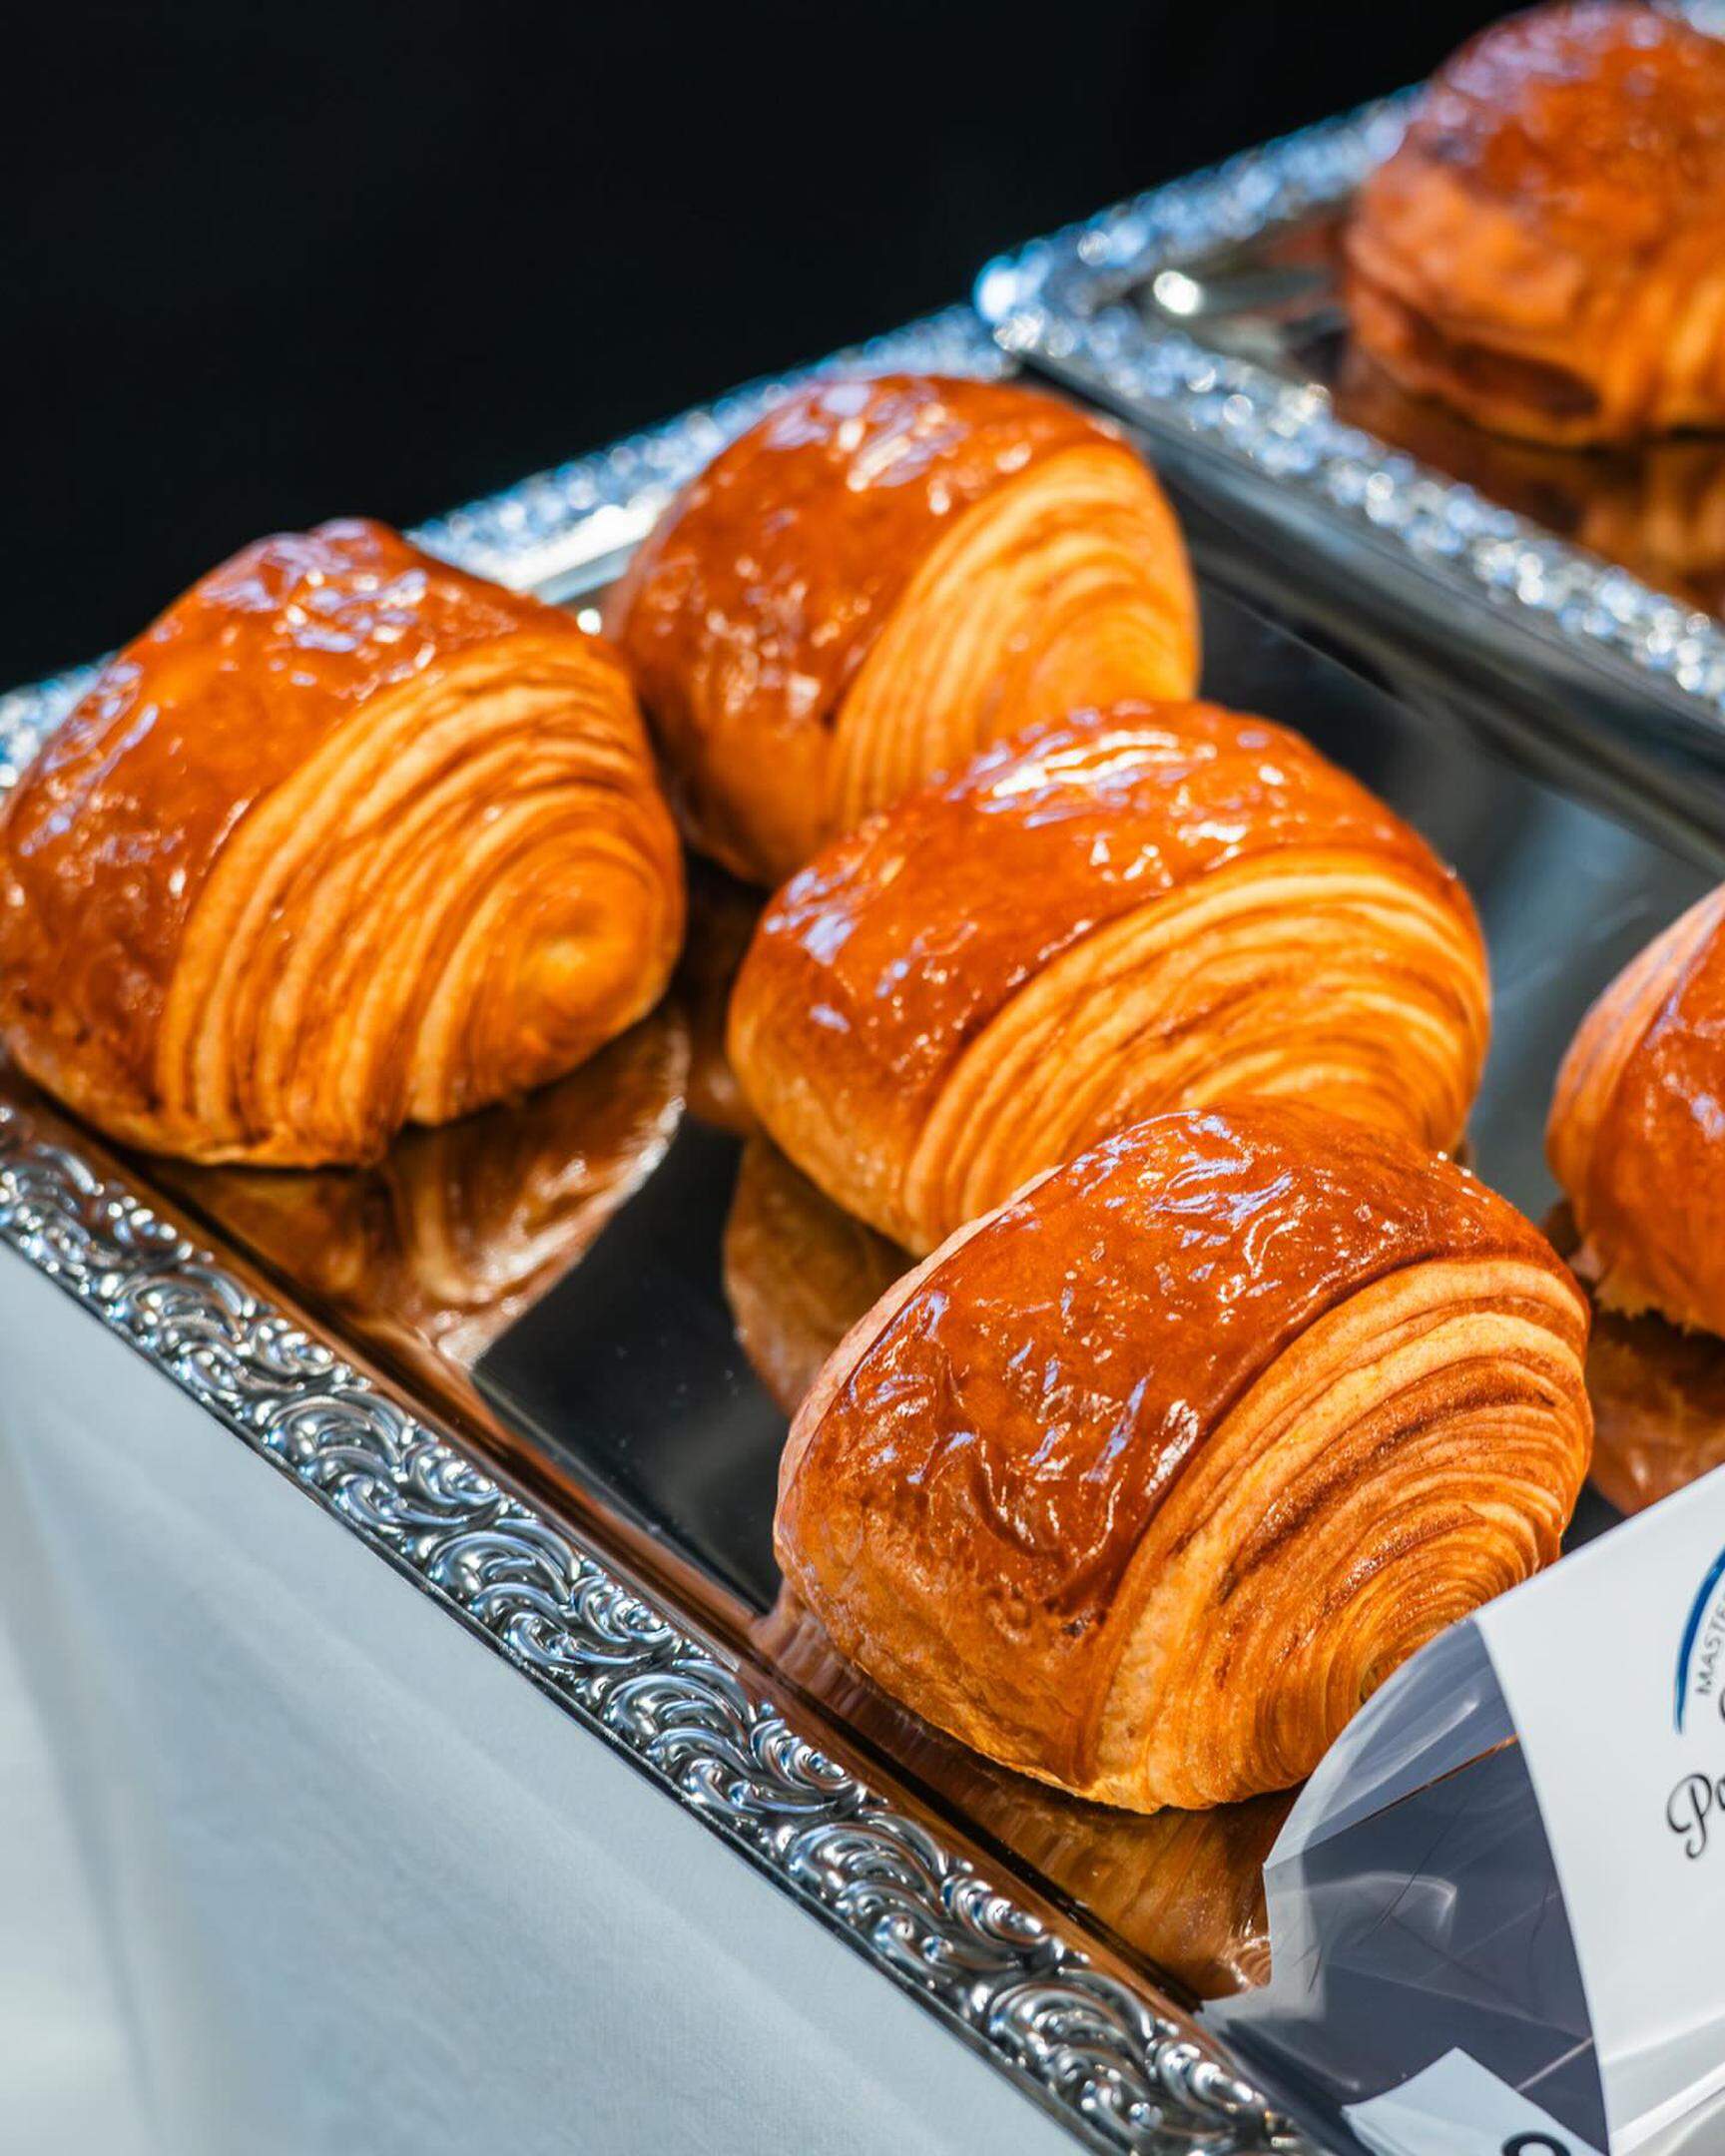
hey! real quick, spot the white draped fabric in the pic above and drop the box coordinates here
[0,1247,1071,2156]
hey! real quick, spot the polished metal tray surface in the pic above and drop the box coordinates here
[2,308,1721,2155]
[972,0,1725,759]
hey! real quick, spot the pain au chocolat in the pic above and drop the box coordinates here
[777,1103,1591,1813]
[604,373,1199,885]
[0,519,684,1166]
[729,703,1488,1255]
[1346,2,1725,445]
[1546,1204,1725,1519]
[1549,884,1725,1336]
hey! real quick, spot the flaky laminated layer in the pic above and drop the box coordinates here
[730,703,1488,1253]
[1347,3,1725,445]
[0,519,685,1165]
[777,1102,1591,1812]
[1549,881,1725,1335]
[606,373,1199,883]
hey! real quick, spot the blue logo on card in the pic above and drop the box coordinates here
[1675,1541,1725,1733]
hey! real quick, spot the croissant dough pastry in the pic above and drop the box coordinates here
[605,373,1199,884]
[1580,1307,1725,1518]
[1346,3,1725,444]
[0,519,684,1166]
[730,703,1488,1255]
[1544,1206,1725,1518]
[1549,884,1725,1335]
[777,1103,1591,1812]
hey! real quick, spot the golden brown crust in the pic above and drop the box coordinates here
[1585,1302,1725,1516]
[1346,3,1725,444]
[605,374,1199,883]
[0,519,685,1165]
[729,703,1488,1254]
[1548,884,1725,1334]
[776,1102,1590,1812]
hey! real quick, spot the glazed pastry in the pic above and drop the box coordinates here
[164,1011,687,1368]
[1580,1309,1725,1518]
[730,703,1488,1254]
[1549,885,1725,1335]
[723,1137,906,1417]
[605,373,1199,884]
[1346,3,1725,444]
[777,1103,1591,1812]
[0,519,685,1165]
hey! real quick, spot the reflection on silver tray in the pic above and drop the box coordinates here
[972,2,1725,726]
[0,308,1306,2156]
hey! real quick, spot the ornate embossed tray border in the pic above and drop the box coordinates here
[972,0,1725,730]
[0,308,1308,2156]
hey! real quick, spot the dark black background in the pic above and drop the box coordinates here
[6,1,1498,687]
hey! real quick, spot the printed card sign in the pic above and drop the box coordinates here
[1473,1467,1725,2152]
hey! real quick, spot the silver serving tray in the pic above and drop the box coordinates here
[0,307,1312,2156]
[2,304,1721,2155]
[972,1,1725,768]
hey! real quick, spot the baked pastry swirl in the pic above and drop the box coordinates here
[0,519,684,1166]
[1346,2,1725,445]
[1549,884,1725,1335]
[777,1103,1591,1812]
[729,703,1488,1255]
[605,373,1199,884]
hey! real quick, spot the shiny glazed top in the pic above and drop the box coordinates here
[603,376,1118,796]
[0,518,620,1091]
[783,1103,1577,1635]
[1398,2,1725,255]
[736,703,1473,1122]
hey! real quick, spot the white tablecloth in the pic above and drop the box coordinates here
[0,1564,147,2152]
[0,1246,1074,2156]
